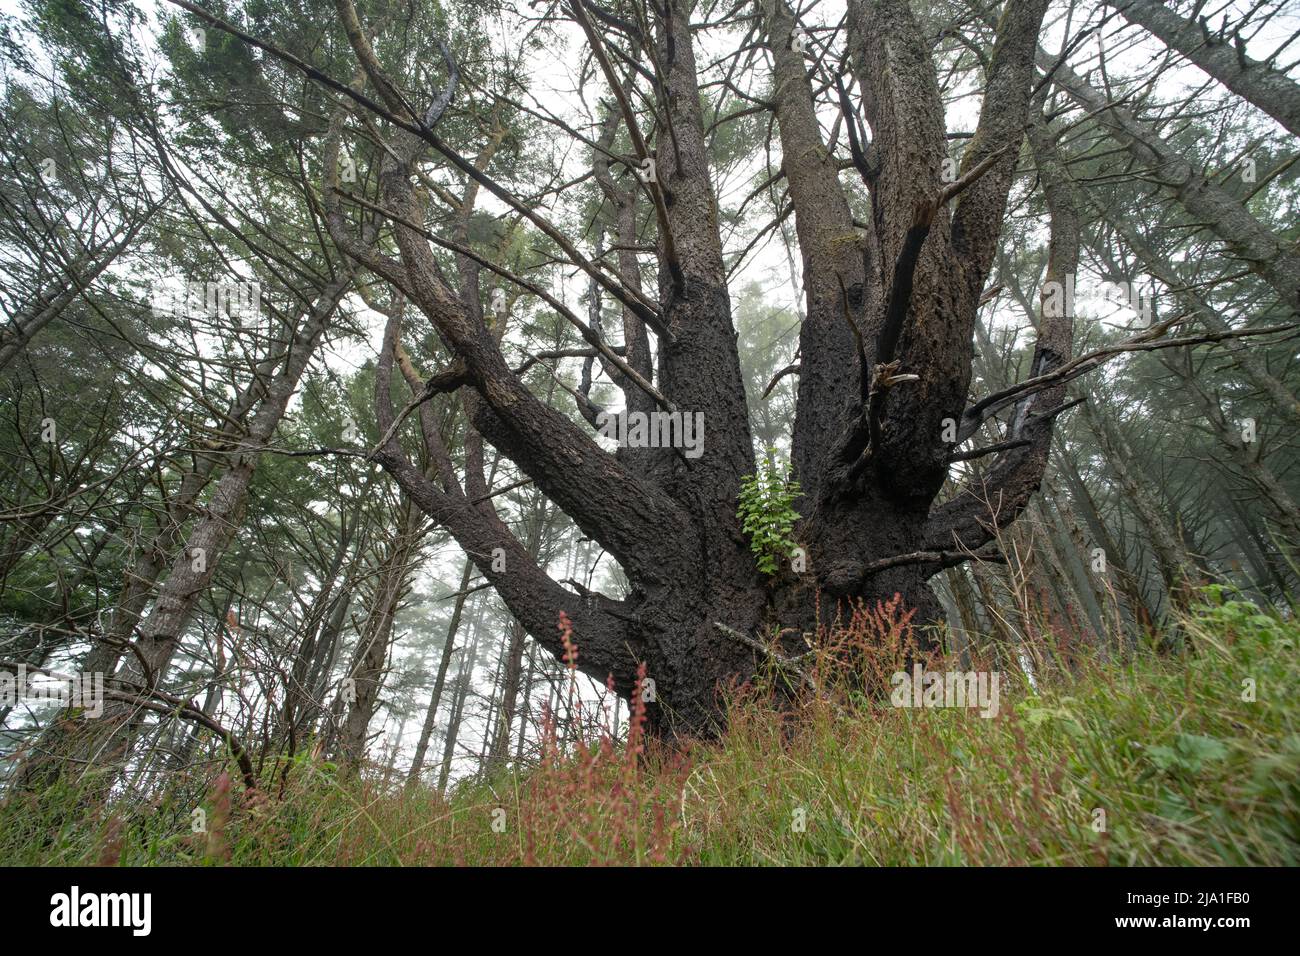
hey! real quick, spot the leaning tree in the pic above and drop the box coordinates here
[176,0,1274,737]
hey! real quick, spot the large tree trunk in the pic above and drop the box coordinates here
[322,0,1072,738]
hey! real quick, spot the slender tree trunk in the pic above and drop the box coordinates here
[1083,402,1201,609]
[436,598,487,794]
[1054,447,1154,639]
[485,620,526,771]
[13,277,349,792]
[406,556,475,784]
[513,642,538,763]
[280,498,368,751]
[1107,0,1300,137]
[1098,212,1300,427]
[1044,53,1300,311]
[337,498,428,772]
[0,211,155,371]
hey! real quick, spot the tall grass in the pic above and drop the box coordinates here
[2,591,1296,865]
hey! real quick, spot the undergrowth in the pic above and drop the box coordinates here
[2,591,1296,866]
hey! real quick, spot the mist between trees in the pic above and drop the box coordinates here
[0,0,1297,852]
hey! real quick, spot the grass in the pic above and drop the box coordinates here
[2,590,1297,866]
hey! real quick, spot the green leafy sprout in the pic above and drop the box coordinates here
[737,449,802,576]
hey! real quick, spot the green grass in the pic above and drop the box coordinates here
[3,591,1297,865]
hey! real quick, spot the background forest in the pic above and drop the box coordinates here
[0,0,1297,866]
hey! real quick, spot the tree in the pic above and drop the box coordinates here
[5,0,1293,784]
[175,0,1291,739]
[290,0,1077,737]
[1106,0,1300,137]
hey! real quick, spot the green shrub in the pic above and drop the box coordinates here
[737,449,802,575]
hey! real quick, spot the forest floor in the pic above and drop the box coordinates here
[3,590,1297,866]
